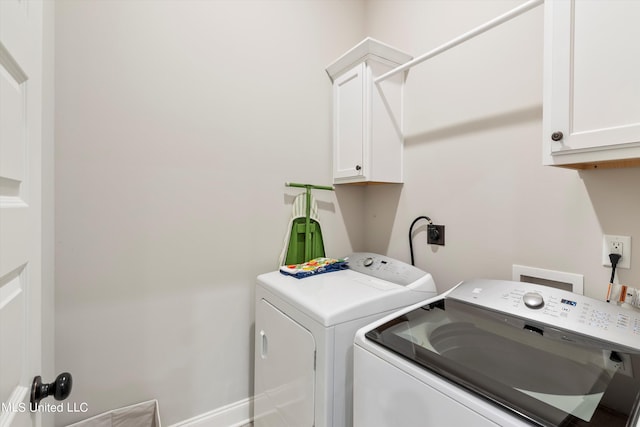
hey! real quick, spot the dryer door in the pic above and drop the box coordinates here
[255,299,316,427]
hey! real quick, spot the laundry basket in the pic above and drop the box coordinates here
[65,400,160,427]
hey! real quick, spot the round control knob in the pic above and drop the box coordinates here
[523,292,544,309]
[363,257,374,267]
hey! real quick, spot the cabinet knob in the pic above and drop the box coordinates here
[551,131,564,142]
[355,165,362,171]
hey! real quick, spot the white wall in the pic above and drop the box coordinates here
[54,1,365,425]
[363,0,640,298]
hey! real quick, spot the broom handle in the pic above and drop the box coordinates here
[285,182,335,191]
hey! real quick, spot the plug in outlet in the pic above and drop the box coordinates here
[603,350,634,377]
[427,224,445,246]
[602,235,631,269]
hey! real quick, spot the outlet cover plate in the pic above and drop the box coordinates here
[602,235,631,269]
[427,225,445,246]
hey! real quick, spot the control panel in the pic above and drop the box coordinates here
[448,279,640,351]
[347,252,428,287]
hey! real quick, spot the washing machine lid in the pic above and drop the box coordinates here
[257,253,437,327]
[365,280,640,427]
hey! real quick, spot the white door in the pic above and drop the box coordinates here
[254,299,315,427]
[544,0,640,165]
[333,63,365,181]
[1,1,46,426]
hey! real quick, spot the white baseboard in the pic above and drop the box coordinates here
[168,397,253,427]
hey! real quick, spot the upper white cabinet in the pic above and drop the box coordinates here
[326,38,412,184]
[543,0,640,169]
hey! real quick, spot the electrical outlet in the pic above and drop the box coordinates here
[611,241,623,255]
[602,235,631,269]
[427,224,445,246]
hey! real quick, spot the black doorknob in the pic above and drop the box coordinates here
[30,372,73,410]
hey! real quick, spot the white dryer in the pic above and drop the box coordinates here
[354,279,640,427]
[253,252,437,427]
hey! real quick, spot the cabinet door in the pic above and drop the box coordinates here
[333,63,365,181]
[544,0,640,166]
[254,299,316,427]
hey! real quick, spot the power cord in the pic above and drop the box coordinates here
[609,253,622,284]
[607,253,622,303]
[409,216,432,266]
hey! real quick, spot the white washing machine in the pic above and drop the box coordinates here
[354,279,640,427]
[253,252,437,427]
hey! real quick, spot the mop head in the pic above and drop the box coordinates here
[280,257,348,279]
